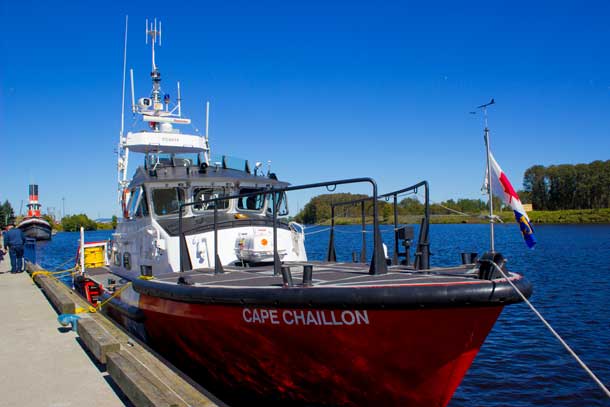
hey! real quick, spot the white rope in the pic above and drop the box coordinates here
[304,227,331,236]
[335,229,373,234]
[437,204,471,216]
[490,261,610,399]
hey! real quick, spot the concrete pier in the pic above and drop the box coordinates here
[0,260,128,407]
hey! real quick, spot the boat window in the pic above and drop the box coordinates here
[267,192,289,216]
[135,189,150,217]
[126,188,140,219]
[193,187,229,212]
[147,153,198,168]
[152,187,186,216]
[123,252,131,270]
[237,189,265,211]
[127,187,150,218]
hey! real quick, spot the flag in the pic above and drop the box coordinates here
[488,153,536,248]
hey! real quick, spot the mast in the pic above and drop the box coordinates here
[146,18,163,117]
[478,98,496,252]
[116,18,209,214]
[118,16,129,204]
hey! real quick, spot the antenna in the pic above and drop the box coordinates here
[120,15,129,138]
[205,101,210,141]
[130,69,136,113]
[177,81,182,116]
[145,18,162,71]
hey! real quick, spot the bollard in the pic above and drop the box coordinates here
[461,252,478,265]
[303,265,313,287]
[58,314,81,331]
[281,266,293,287]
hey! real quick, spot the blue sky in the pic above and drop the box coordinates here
[2,0,610,218]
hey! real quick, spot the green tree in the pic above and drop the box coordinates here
[61,214,98,232]
[398,197,424,214]
[294,193,368,224]
[382,204,392,222]
[0,200,15,228]
[523,165,548,210]
[523,160,610,210]
[111,215,118,229]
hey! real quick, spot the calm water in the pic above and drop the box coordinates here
[36,225,610,406]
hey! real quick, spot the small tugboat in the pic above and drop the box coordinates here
[75,19,533,407]
[18,184,52,240]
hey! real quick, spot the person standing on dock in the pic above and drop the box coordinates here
[3,223,25,273]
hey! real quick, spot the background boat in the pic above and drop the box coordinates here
[17,184,52,240]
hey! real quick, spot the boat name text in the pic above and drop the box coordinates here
[242,308,369,326]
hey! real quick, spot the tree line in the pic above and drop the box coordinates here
[61,214,98,231]
[294,193,491,224]
[523,160,610,210]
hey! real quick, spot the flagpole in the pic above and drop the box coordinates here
[478,98,496,253]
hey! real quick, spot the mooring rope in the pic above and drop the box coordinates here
[490,261,610,399]
[31,267,78,280]
[437,204,472,217]
[96,282,133,311]
[304,227,331,236]
[51,257,77,272]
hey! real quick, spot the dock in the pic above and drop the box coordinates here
[0,259,222,407]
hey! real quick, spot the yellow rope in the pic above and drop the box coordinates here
[31,267,78,280]
[96,282,133,311]
[51,257,77,271]
[30,265,135,314]
[75,306,98,314]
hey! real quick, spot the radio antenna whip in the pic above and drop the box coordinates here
[120,15,128,138]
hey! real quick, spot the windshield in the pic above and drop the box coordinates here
[127,187,150,218]
[193,187,229,212]
[152,187,186,216]
[237,188,266,211]
[266,191,289,216]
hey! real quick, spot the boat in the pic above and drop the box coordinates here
[18,184,52,240]
[75,19,533,407]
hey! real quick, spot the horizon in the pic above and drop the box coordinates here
[2,1,610,218]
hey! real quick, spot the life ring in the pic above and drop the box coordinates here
[121,188,131,218]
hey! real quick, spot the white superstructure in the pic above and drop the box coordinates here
[111,18,306,278]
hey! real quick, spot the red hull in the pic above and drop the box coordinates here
[139,296,503,406]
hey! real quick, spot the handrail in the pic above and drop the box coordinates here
[329,181,430,269]
[178,177,388,275]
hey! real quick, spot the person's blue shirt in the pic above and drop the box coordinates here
[4,227,25,248]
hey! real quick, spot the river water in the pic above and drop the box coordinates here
[35,224,610,406]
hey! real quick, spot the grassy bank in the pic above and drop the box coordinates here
[517,208,610,224]
[317,208,610,225]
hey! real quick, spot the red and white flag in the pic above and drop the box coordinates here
[486,153,536,248]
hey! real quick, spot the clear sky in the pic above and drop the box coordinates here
[2,0,610,219]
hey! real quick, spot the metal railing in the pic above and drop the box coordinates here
[329,181,430,269]
[178,177,388,276]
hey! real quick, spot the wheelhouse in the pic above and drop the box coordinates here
[122,153,290,222]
